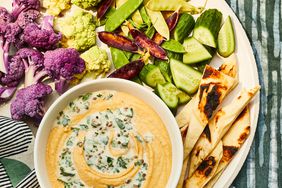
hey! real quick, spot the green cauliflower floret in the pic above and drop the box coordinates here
[80,46,111,79]
[42,0,71,16]
[71,0,102,9]
[55,6,96,51]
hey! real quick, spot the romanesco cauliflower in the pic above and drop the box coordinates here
[55,6,96,51]
[42,0,71,16]
[80,46,111,79]
[71,0,102,9]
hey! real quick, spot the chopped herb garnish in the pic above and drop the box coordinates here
[105,94,113,100]
[66,139,73,146]
[79,124,89,130]
[60,167,75,177]
[117,157,127,169]
[107,156,114,167]
[135,135,143,143]
[81,93,92,101]
[134,159,144,166]
[62,115,70,126]
[69,101,74,107]
[115,118,125,130]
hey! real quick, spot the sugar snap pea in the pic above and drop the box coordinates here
[110,47,129,69]
[167,51,183,61]
[145,7,170,39]
[140,6,151,26]
[161,39,186,53]
[146,0,203,14]
[152,10,179,45]
[145,25,156,39]
[105,0,143,32]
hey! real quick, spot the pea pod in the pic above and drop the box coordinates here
[98,31,138,52]
[97,0,114,19]
[146,0,203,14]
[152,10,180,45]
[165,10,180,31]
[108,59,145,80]
[145,25,156,39]
[161,39,186,53]
[152,33,165,45]
[105,0,143,32]
[130,29,167,60]
[145,7,170,39]
[140,6,151,26]
[110,47,129,69]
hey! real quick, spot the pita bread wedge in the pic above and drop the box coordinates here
[188,87,259,177]
[218,54,238,81]
[184,141,223,188]
[183,64,238,159]
[204,106,251,188]
[176,59,238,188]
[176,55,238,130]
[204,170,223,188]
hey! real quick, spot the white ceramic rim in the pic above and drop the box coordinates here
[34,78,183,188]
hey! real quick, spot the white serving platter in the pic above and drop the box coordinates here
[0,0,260,187]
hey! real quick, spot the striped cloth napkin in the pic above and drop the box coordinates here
[0,116,39,188]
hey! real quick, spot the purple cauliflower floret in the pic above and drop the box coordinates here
[16,9,40,29]
[14,48,48,87]
[23,16,62,50]
[0,86,17,104]
[44,48,85,94]
[10,83,52,121]
[11,0,40,19]
[0,57,25,87]
[5,22,22,43]
[0,7,13,74]
[0,7,13,33]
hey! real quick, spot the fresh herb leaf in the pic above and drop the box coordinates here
[60,167,75,177]
[115,118,125,129]
[117,157,127,169]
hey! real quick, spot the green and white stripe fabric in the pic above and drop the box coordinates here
[0,116,39,188]
[227,0,281,187]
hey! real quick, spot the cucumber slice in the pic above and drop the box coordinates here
[167,51,182,61]
[170,58,202,94]
[217,16,235,57]
[177,91,191,104]
[155,60,172,82]
[182,37,213,64]
[156,83,179,109]
[173,13,195,43]
[193,9,222,48]
[139,64,166,87]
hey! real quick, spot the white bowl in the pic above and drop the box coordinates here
[34,78,183,188]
